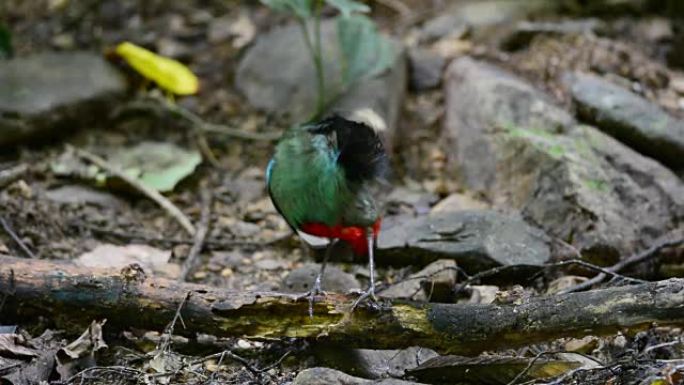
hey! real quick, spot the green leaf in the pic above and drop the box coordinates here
[52,143,202,193]
[260,0,313,18]
[337,14,395,87]
[0,23,13,59]
[109,142,202,193]
[325,0,370,17]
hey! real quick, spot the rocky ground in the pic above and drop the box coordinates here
[2,0,684,384]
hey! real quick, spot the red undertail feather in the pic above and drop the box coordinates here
[300,219,382,256]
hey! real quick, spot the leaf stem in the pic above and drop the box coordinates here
[313,0,325,118]
[296,2,326,120]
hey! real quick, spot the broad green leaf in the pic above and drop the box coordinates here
[109,142,202,193]
[337,14,395,87]
[52,143,202,193]
[115,42,199,95]
[0,23,13,59]
[260,0,313,18]
[325,0,370,17]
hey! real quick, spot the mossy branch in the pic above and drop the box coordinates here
[2,255,684,355]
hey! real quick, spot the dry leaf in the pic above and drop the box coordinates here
[0,334,38,359]
[76,244,179,279]
[55,320,108,380]
[230,13,256,49]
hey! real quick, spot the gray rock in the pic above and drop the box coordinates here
[408,48,445,91]
[386,187,438,216]
[0,52,127,146]
[444,56,574,192]
[443,57,684,260]
[44,185,127,209]
[418,0,556,43]
[467,285,499,304]
[292,367,426,385]
[281,263,360,293]
[377,211,550,272]
[315,346,439,379]
[230,220,261,238]
[379,259,457,302]
[429,192,489,214]
[563,71,684,169]
[236,21,406,149]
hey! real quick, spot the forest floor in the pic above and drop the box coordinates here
[2,1,684,384]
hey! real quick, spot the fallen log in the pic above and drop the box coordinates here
[1,255,684,355]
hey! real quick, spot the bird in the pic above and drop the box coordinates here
[266,109,390,315]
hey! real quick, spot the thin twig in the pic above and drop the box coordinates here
[69,221,291,249]
[194,131,221,168]
[158,291,191,353]
[209,350,227,382]
[0,363,21,375]
[548,260,646,284]
[68,145,196,236]
[259,351,292,373]
[0,269,14,314]
[65,366,144,384]
[559,230,684,294]
[643,339,683,355]
[452,264,517,295]
[453,257,647,296]
[0,216,36,259]
[0,164,28,189]
[163,99,281,141]
[180,187,212,281]
[507,351,563,385]
[191,350,261,377]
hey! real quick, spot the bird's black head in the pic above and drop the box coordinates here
[308,113,390,184]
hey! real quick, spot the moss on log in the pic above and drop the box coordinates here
[1,255,684,355]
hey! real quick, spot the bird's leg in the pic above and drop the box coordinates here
[308,239,336,318]
[351,229,380,310]
[295,239,337,319]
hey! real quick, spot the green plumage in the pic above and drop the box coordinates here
[268,122,379,230]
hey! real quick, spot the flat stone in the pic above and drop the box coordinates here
[292,367,426,385]
[386,187,438,215]
[230,220,261,238]
[443,57,684,260]
[563,71,684,169]
[314,346,439,379]
[0,52,127,146]
[281,263,360,293]
[429,192,489,214]
[236,21,406,150]
[467,285,499,304]
[44,185,127,209]
[377,210,550,273]
[408,48,446,91]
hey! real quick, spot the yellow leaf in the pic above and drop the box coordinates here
[115,41,199,95]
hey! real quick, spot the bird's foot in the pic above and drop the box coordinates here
[294,280,326,319]
[350,286,381,311]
